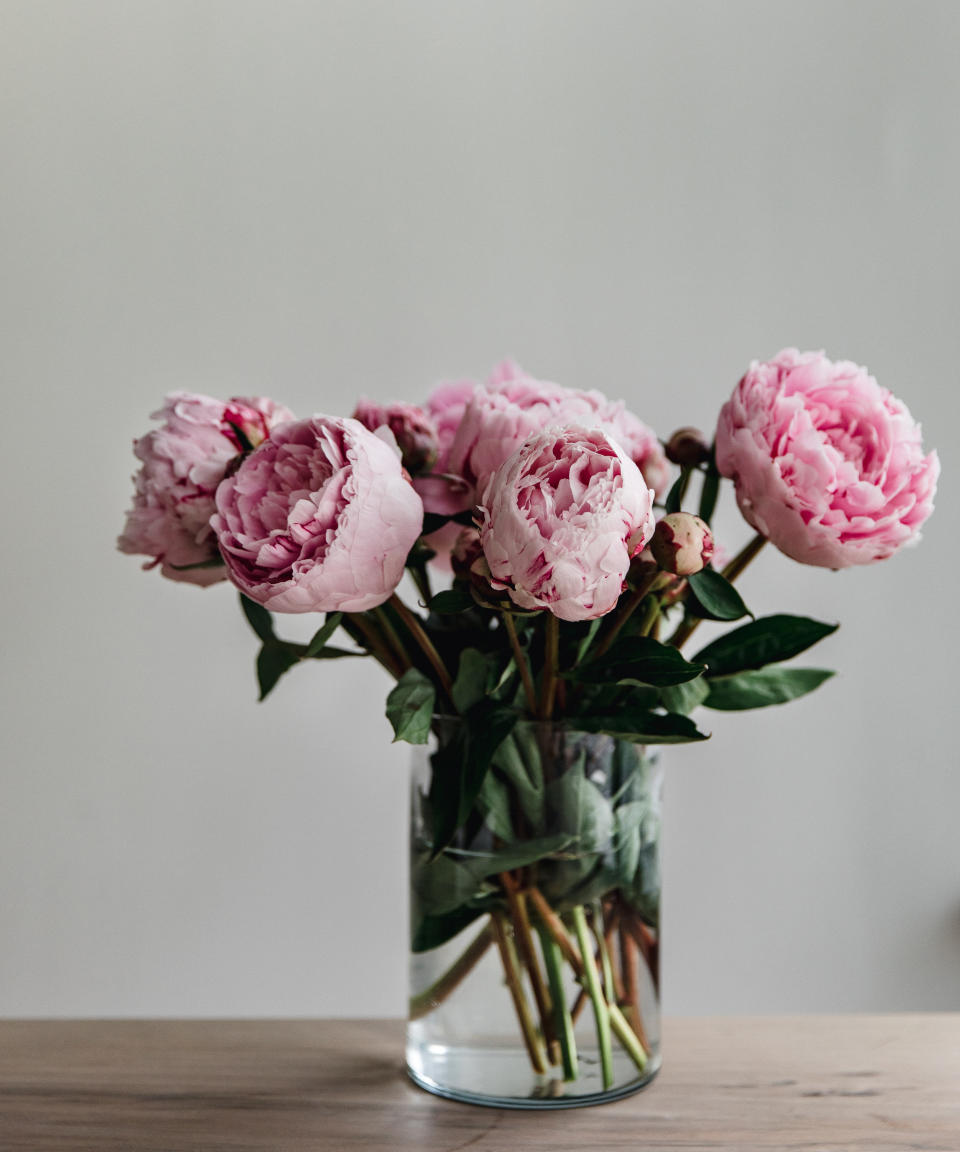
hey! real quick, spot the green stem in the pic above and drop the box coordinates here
[592,572,661,661]
[537,924,578,1081]
[609,1003,649,1072]
[501,875,558,1065]
[408,924,493,1020]
[668,533,767,650]
[634,595,661,639]
[721,532,767,584]
[342,615,403,679]
[408,560,433,607]
[502,612,537,717]
[388,593,455,703]
[673,464,693,510]
[593,902,617,1005]
[372,606,412,675]
[571,906,613,1090]
[528,887,648,1074]
[539,615,560,720]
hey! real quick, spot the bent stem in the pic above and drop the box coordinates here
[529,888,648,1075]
[619,926,651,1055]
[500,873,558,1065]
[491,910,548,1075]
[537,924,578,1081]
[343,614,405,679]
[388,593,455,703]
[408,924,494,1021]
[501,612,537,717]
[721,532,767,584]
[571,906,614,1090]
[668,533,767,650]
[592,572,662,661]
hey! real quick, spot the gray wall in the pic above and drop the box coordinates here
[1,0,957,1017]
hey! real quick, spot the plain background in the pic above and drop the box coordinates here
[1,0,957,1018]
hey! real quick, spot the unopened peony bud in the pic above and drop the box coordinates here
[650,513,714,576]
[665,427,710,467]
[450,527,484,581]
[352,399,439,475]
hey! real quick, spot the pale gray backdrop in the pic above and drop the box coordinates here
[1,0,957,1017]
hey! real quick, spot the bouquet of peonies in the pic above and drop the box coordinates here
[120,350,938,1104]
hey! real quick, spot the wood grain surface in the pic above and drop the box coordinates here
[0,1016,957,1151]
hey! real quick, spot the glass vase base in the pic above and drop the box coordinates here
[406,1043,661,1110]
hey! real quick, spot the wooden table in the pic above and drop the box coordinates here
[1,1017,957,1150]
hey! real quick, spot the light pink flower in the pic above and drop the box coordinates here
[212,416,424,612]
[716,349,939,568]
[118,391,294,586]
[479,428,656,621]
[447,361,669,504]
[414,378,477,520]
[352,399,439,474]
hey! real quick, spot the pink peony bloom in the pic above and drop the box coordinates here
[479,428,656,621]
[352,399,439,474]
[446,361,669,505]
[211,416,423,613]
[414,377,477,520]
[716,350,939,568]
[118,391,294,586]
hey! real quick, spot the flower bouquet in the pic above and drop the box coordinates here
[120,350,938,1108]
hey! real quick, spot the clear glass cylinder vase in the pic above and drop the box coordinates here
[407,719,662,1108]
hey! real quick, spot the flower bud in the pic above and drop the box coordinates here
[650,513,714,576]
[665,426,710,467]
[450,527,484,581]
[352,399,439,475]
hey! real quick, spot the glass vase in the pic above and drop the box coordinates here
[407,720,662,1108]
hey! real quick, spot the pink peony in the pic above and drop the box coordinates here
[414,377,477,520]
[715,350,939,568]
[118,391,294,586]
[211,416,423,613]
[446,361,669,505]
[478,428,656,622]
[352,399,439,474]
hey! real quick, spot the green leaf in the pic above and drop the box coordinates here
[570,636,706,688]
[491,732,544,830]
[687,568,751,621]
[168,558,226,572]
[256,643,300,701]
[664,468,690,515]
[704,667,834,710]
[429,702,518,852]
[412,854,488,916]
[547,769,614,855]
[659,677,710,716]
[698,453,720,524]
[304,612,343,658]
[445,834,574,880]
[574,618,604,666]
[694,614,839,676]
[429,587,475,614]
[475,770,516,840]
[386,669,436,744]
[305,645,364,660]
[240,594,275,643]
[411,906,485,953]
[451,648,495,714]
[571,710,709,744]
